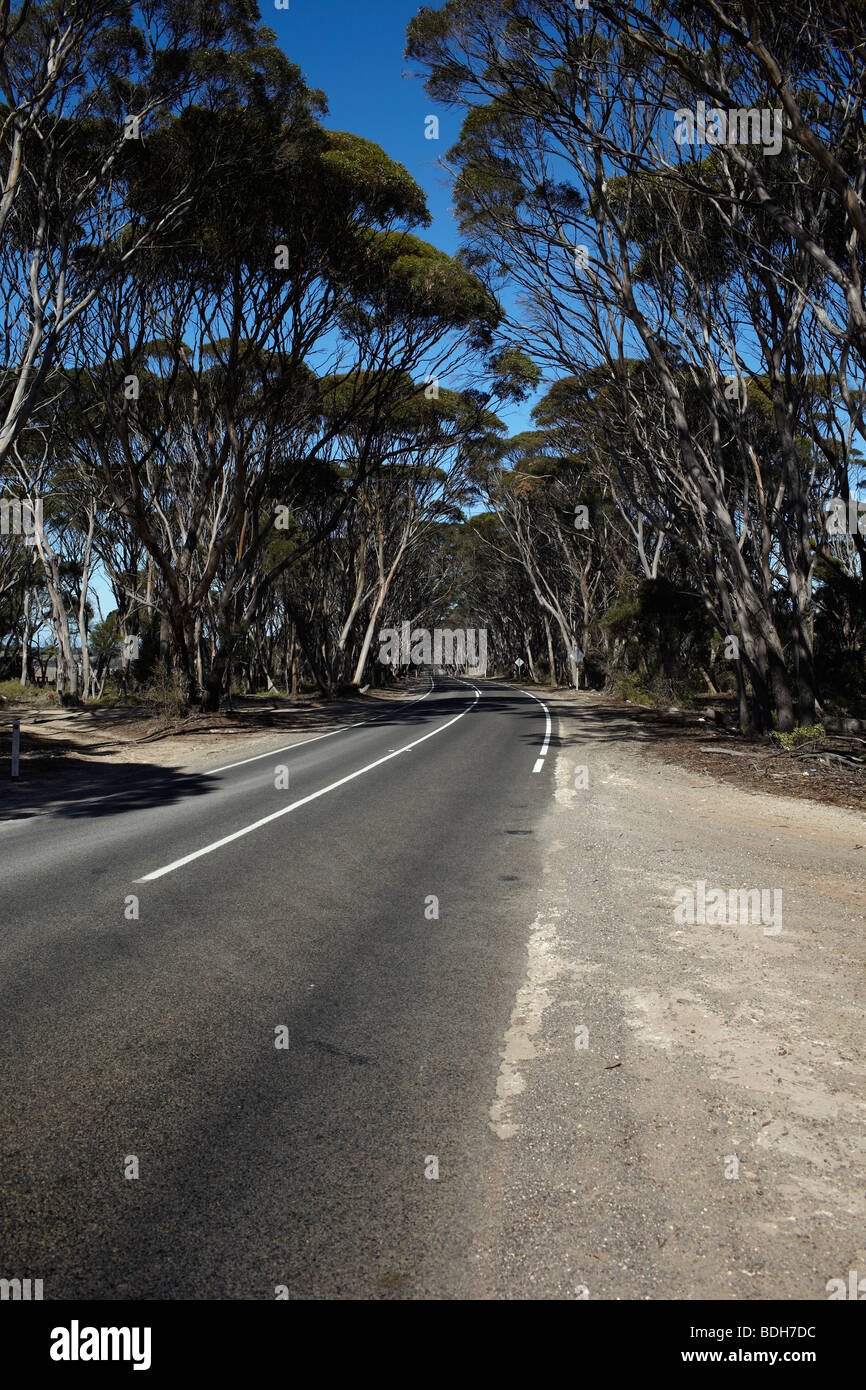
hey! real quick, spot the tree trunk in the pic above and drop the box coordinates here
[19,586,31,688]
[544,614,557,686]
[524,628,538,682]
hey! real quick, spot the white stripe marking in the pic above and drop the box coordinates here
[0,678,438,834]
[205,673,435,775]
[136,681,479,882]
[520,688,552,772]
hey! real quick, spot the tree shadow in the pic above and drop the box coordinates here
[0,678,566,816]
[0,738,214,821]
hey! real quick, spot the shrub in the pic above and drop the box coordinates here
[0,679,52,705]
[141,660,189,720]
[766,723,826,749]
[610,671,657,705]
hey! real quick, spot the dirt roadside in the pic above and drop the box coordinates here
[471,687,866,1299]
[0,681,430,818]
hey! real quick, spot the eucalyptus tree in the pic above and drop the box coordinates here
[230,379,502,697]
[594,2,866,377]
[0,0,273,468]
[406,0,847,726]
[60,76,499,705]
[341,384,504,687]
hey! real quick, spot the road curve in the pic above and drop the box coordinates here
[0,676,553,1299]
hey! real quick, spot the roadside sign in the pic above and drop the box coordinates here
[515,657,525,668]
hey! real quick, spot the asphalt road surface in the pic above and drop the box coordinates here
[0,675,554,1299]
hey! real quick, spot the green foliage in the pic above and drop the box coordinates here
[609,671,657,705]
[90,616,121,663]
[488,346,541,402]
[320,132,430,228]
[88,679,142,707]
[766,724,827,748]
[357,229,500,333]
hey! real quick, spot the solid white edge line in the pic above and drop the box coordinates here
[136,679,478,882]
[520,687,552,770]
[205,671,435,776]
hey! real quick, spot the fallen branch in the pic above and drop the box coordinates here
[699,746,766,758]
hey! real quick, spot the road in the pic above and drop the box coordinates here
[0,675,554,1299]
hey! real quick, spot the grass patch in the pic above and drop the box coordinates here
[0,679,54,705]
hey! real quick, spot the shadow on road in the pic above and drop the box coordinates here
[0,745,214,821]
[1,679,653,820]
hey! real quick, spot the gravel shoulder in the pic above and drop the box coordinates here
[470,686,866,1300]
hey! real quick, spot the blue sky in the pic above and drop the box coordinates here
[269,0,461,250]
[268,0,537,436]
